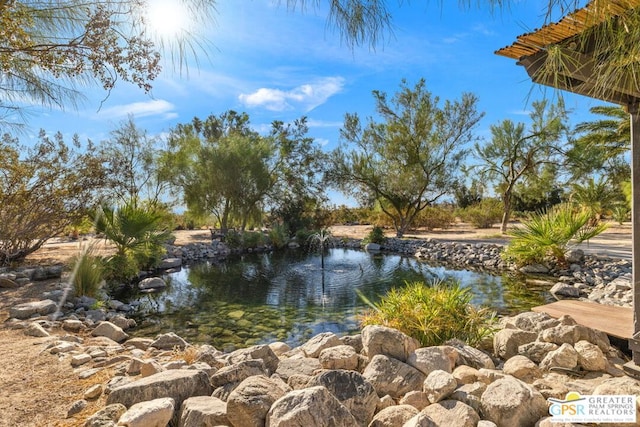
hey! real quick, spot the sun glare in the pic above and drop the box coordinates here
[145,0,190,38]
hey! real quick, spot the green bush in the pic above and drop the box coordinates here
[459,199,502,229]
[359,279,496,347]
[268,223,290,249]
[295,228,316,248]
[503,203,608,267]
[224,230,265,250]
[414,206,455,230]
[103,251,139,284]
[70,248,104,298]
[362,226,386,245]
[242,231,265,248]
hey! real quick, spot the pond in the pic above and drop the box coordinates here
[127,248,553,351]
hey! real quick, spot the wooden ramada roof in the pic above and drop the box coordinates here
[496,0,640,60]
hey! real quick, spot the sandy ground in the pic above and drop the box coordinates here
[0,222,632,426]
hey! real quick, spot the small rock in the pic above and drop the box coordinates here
[138,277,167,291]
[91,322,129,343]
[84,384,103,400]
[71,354,92,367]
[24,322,50,337]
[66,399,87,418]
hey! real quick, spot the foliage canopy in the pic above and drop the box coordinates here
[328,78,483,237]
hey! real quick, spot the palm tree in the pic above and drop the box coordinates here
[95,200,173,281]
[568,105,630,191]
[570,176,622,225]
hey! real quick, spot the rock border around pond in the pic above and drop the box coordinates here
[10,313,640,427]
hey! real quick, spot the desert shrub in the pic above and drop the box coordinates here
[70,248,104,298]
[460,199,502,228]
[359,279,496,347]
[414,206,455,230]
[503,203,607,267]
[362,226,386,245]
[268,223,290,249]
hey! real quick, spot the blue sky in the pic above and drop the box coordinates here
[18,1,603,203]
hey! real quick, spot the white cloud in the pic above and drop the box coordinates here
[97,99,176,120]
[315,137,329,147]
[307,118,344,128]
[239,77,345,112]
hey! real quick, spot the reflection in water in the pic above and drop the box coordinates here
[128,248,551,350]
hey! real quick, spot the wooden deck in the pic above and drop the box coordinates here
[532,300,633,339]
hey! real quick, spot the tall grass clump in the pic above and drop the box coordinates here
[503,203,607,267]
[70,247,104,298]
[359,279,496,347]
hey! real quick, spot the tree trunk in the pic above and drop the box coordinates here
[220,199,231,235]
[501,193,512,234]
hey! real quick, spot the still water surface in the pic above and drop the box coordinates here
[129,248,552,350]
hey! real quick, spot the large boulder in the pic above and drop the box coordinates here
[539,343,579,371]
[318,345,359,371]
[362,325,419,362]
[149,332,188,350]
[368,405,419,427]
[423,369,457,403]
[362,354,426,399]
[493,329,537,360]
[450,381,486,413]
[266,386,357,426]
[517,342,559,363]
[480,376,547,427]
[9,299,57,319]
[226,344,279,375]
[307,370,379,426]
[574,340,606,371]
[106,369,212,409]
[502,355,542,383]
[210,359,268,388]
[300,332,342,358]
[226,375,290,427]
[179,396,228,427]
[117,397,174,427]
[275,357,321,381]
[592,376,640,396]
[84,404,127,427]
[446,340,494,369]
[407,346,456,375]
[406,400,480,427]
[502,311,557,333]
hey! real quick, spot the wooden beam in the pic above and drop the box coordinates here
[518,50,640,106]
[630,103,640,363]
